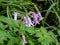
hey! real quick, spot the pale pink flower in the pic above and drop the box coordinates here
[32,12,40,25]
[23,16,34,27]
[22,34,27,45]
[37,12,43,21]
[13,12,18,21]
[32,12,43,26]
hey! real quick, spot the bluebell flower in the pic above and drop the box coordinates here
[22,34,27,45]
[32,12,43,25]
[23,16,34,27]
[13,12,18,21]
[32,12,40,25]
[37,12,43,21]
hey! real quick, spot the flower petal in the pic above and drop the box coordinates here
[37,12,43,21]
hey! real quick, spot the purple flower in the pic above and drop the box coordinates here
[22,34,27,45]
[32,12,40,25]
[32,12,43,26]
[37,12,43,21]
[23,16,34,27]
[13,12,18,21]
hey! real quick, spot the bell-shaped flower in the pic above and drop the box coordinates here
[13,12,18,21]
[22,34,27,45]
[23,16,34,27]
[37,12,43,21]
[32,12,40,25]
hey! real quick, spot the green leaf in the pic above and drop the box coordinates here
[39,27,47,34]
[43,2,58,25]
[35,27,58,45]
[28,40,35,45]
[0,16,19,28]
[0,30,17,44]
[48,31,59,45]
[0,30,8,43]
[20,22,35,34]
[0,22,5,30]
[7,37,19,45]
[57,29,60,36]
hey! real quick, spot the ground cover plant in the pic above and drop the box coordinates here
[0,0,60,45]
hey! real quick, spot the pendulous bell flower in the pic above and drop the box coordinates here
[32,12,43,26]
[13,12,18,21]
[22,34,27,45]
[23,16,34,27]
[32,12,40,25]
[37,12,43,21]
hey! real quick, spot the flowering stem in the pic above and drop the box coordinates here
[23,6,27,13]
[34,5,39,12]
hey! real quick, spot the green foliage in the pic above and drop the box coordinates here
[0,0,60,45]
[0,30,7,43]
[57,29,60,36]
[0,22,5,30]
[0,16,19,28]
[35,27,59,45]
[20,22,35,34]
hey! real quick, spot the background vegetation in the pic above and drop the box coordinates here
[0,0,60,45]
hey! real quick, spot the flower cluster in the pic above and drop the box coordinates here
[13,11,43,27]
[13,12,27,45]
[22,15,34,27]
[23,12,43,27]
[13,11,43,45]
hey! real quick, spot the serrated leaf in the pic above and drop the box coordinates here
[20,22,35,34]
[0,16,19,28]
[28,40,35,45]
[7,37,19,45]
[39,27,47,34]
[57,29,60,36]
[0,22,5,30]
[0,30,8,43]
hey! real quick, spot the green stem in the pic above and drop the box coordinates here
[34,4,39,12]
[53,8,60,26]
[43,2,58,26]
[6,6,9,18]
[1,3,22,9]
[22,6,28,14]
